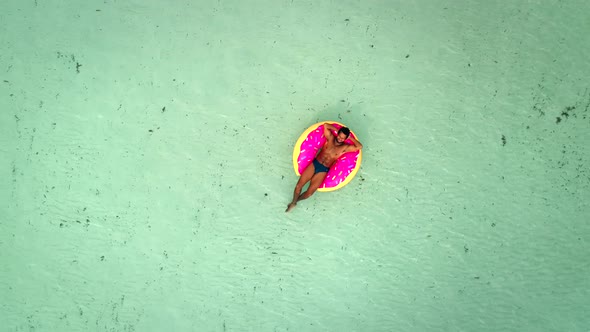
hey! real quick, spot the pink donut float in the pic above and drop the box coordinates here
[292,121,363,192]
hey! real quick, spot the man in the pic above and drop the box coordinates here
[286,123,363,212]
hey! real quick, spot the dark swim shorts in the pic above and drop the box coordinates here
[313,159,330,174]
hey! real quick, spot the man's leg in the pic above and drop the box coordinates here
[296,172,327,203]
[286,163,315,212]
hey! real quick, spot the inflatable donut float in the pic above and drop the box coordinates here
[292,121,362,192]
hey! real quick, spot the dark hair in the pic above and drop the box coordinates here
[338,127,350,138]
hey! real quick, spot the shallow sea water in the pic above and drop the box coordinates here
[1,1,589,331]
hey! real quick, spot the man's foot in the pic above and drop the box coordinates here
[285,202,296,212]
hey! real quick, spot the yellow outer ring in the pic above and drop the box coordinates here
[292,121,363,192]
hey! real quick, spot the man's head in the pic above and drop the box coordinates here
[335,127,350,145]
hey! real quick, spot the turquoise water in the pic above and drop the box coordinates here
[1,1,589,331]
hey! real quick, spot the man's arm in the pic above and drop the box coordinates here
[323,123,337,138]
[346,135,363,152]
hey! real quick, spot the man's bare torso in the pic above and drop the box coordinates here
[316,136,349,167]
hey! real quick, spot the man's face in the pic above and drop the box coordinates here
[335,133,348,145]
